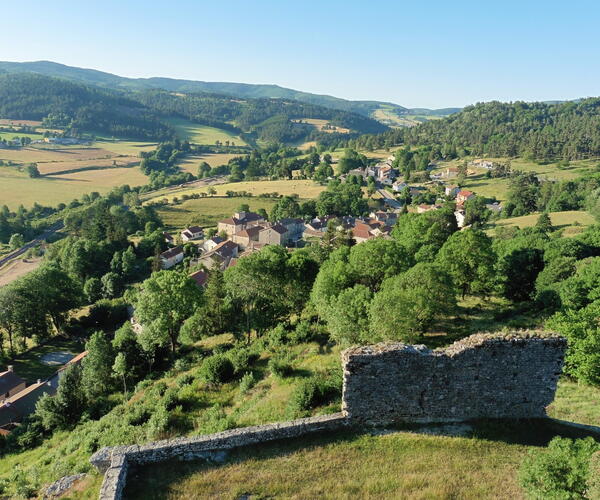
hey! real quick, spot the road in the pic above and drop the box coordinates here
[0,221,63,269]
[377,188,402,209]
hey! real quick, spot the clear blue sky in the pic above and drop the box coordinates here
[3,0,599,108]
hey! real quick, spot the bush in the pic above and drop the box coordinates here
[518,437,599,499]
[81,298,128,330]
[268,352,294,378]
[196,404,236,434]
[227,348,257,375]
[201,354,235,384]
[238,372,256,395]
[286,375,340,418]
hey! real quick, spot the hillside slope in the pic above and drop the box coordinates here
[0,60,457,121]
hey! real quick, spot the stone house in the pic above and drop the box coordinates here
[199,240,239,270]
[217,211,265,237]
[258,224,290,246]
[163,232,175,245]
[189,269,209,288]
[278,218,305,241]
[445,185,459,197]
[456,189,475,206]
[0,367,26,402]
[0,380,55,426]
[445,167,459,179]
[160,246,184,269]
[181,226,204,242]
[232,225,264,249]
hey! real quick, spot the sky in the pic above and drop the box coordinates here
[2,0,600,108]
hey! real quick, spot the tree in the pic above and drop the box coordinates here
[26,163,40,178]
[113,352,128,395]
[207,186,217,197]
[197,161,211,178]
[81,331,115,400]
[9,233,24,250]
[497,247,545,302]
[506,173,541,216]
[270,196,301,221]
[325,284,372,346]
[135,271,203,353]
[101,272,122,299]
[536,212,554,233]
[84,277,103,303]
[369,263,456,342]
[435,229,496,298]
[35,365,86,431]
[463,196,491,226]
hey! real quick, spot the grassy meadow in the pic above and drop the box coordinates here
[490,210,595,236]
[175,153,242,176]
[144,179,326,205]
[157,196,279,230]
[167,118,248,146]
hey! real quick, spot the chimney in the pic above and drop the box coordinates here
[7,365,13,372]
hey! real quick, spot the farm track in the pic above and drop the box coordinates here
[0,221,63,270]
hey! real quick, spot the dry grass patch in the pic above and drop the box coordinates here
[176,153,242,175]
[491,211,594,235]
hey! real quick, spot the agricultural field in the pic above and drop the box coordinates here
[176,153,242,175]
[144,179,326,205]
[0,140,155,208]
[0,165,148,209]
[490,210,595,236]
[167,117,248,146]
[157,196,279,230]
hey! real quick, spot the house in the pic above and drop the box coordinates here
[0,367,26,402]
[279,218,305,240]
[370,211,398,226]
[470,159,495,169]
[455,210,466,228]
[217,211,265,237]
[163,232,175,245]
[258,224,290,246]
[199,241,239,270]
[392,181,408,192]
[232,225,264,249]
[486,202,502,215]
[189,269,209,288]
[0,380,55,426]
[445,185,459,197]
[160,246,184,269]
[417,204,440,214]
[181,226,204,242]
[203,236,224,252]
[456,189,475,205]
[445,167,459,179]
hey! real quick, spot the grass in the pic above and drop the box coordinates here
[144,179,326,205]
[156,197,279,230]
[175,153,243,175]
[0,166,148,209]
[491,210,595,236]
[547,379,600,426]
[167,118,248,146]
[5,337,85,384]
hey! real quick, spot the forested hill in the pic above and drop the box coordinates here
[0,73,173,140]
[347,99,600,161]
[134,90,387,143]
[0,60,458,120]
[0,73,386,143]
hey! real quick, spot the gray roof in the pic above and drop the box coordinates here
[0,370,25,395]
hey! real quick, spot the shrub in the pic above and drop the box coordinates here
[196,404,236,435]
[201,354,235,384]
[238,372,256,395]
[518,437,599,499]
[268,352,294,378]
[588,451,600,499]
[286,375,340,418]
[146,403,170,440]
[227,348,257,375]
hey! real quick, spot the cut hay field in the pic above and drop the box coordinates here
[0,130,45,141]
[167,118,248,146]
[491,210,594,236]
[0,166,148,209]
[157,196,279,230]
[176,153,242,175]
[144,179,326,204]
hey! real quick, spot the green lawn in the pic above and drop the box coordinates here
[156,196,279,230]
[6,337,85,384]
[167,118,248,146]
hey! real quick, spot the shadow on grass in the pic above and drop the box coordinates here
[123,418,600,499]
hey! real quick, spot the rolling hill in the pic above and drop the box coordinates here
[0,60,459,124]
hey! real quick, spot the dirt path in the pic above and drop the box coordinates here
[0,257,43,286]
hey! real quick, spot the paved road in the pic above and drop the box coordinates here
[0,221,63,268]
[377,188,402,209]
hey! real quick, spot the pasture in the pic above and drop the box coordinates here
[167,118,248,146]
[144,179,326,205]
[176,153,242,175]
[491,210,594,236]
[157,196,279,230]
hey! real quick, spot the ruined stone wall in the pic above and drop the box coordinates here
[341,332,566,425]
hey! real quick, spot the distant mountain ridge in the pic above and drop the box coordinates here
[0,60,459,123]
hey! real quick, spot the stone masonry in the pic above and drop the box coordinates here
[90,332,567,499]
[342,332,567,425]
